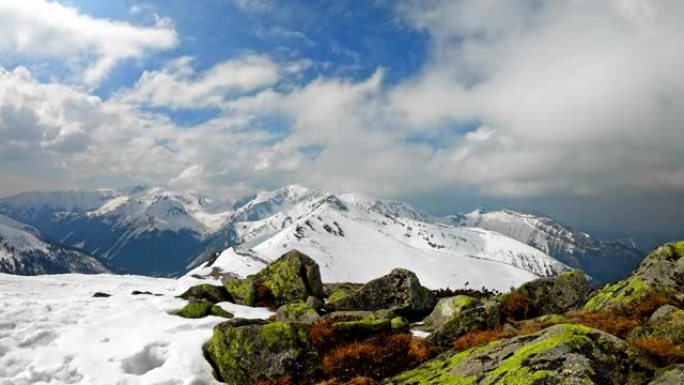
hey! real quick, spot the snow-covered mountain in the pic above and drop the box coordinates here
[0,186,234,275]
[189,192,570,291]
[446,208,644,283]
[0,213,109,275]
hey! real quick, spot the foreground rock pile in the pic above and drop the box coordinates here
[172,242,684,385]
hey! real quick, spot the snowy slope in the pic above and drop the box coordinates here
[447,208,644,283]
[0,214,109,275]
[0,272,273,384]
[195,194,570,291]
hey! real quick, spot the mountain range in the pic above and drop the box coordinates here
[0,185,644,286]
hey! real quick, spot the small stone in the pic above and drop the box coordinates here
[305,296,324,309]
[92,292,111,298]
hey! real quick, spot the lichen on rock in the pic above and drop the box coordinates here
[171,298,233,319]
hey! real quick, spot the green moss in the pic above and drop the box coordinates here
[672,241,684,256]
[276,301,320,323]
[210,305,234,318]
[390,316,409,331]
[224,278,256,306]
[172,299,213,318]
[328,289,352,303]
[388,324,599,385]
[584,276,650,311]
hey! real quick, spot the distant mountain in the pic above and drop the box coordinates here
[446,208,644,283]
[0,213,109,275]
[189,192,570,291]
[0,186,234,275]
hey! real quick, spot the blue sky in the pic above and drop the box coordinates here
[0,0,684,240]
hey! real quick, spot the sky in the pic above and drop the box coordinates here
[0,0,683,242]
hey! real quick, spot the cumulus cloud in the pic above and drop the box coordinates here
[119,55,282,109]
[0,0,177,86]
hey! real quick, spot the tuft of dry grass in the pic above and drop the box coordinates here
[452,329,511,351]
[629,337,684,366]
[501,292,533,322]
[565,310,641,339]
[321,333,433,381]
[308,318,339,352]
[316,377,378,385]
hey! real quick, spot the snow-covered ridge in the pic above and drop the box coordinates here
[192,193,570,291]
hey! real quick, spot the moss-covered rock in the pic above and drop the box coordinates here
[178,283,232,303]
[585,242,684,311]
[224,277,257,306]
[512,270,591,317]
[225,250,324,308]
[649,365,684,385]
[386,323,652,385]
[276,301,321,324]
[171,299,234,319]
[630,305,684,349]
[204,320,317,385]
[327,288,354,303]
[328,268,437,321]
[425,304,500,347]
[421,295,483,332]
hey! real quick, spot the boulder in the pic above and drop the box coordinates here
[421,295,482,332]
[178,283,231,304]
[306,295,324,310]
[225,250,324,308]
[630,305,684,349]
[585,242,684,311]
[513,270,591,316]
[426,304,500,347]
[276,301,321,324]
[649,365,684,385]
[205,321,317,385]
[386,323,653,385]
[327,268,437,321]
[171,298,233,319]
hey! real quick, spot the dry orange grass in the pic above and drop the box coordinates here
[321,333,433,381]
[316,377,378,385]
[501,292,533,322]
[630,337,684,366]
[255,375,294,385]
[452,329,511,351]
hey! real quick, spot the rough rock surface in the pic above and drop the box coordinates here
[630,304,684,348]
[178,284,231,304]
[172,298,233,319]
[387,323,653,385]
[327,268,437,321]
[585,242,684,311]
[276,301,321,324]
[514,270,591,316]
[204,321,317,385]
[426,304,500,347]
[421,295,483,332]
[649,365,684,385]
[225,250,324,307]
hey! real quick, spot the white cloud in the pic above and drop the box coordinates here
[119,55,283,109]
[0,0,177,86]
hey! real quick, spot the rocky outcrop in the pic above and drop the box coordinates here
[585,242,684,311]
[630,305,684,349]
[204,320,317,385]
[513,270,591,316]
[387,323,653,385]
[327,268,437,321]
[224,250,324,308]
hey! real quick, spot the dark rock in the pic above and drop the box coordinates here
[327,268,437,321]
[92,292,111,298]
[514,270,591,316]
[178,284,231,304]
[426,305,500,347]
[276,301,321,324]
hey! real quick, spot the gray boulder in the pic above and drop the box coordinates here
[327,268,437,321]
[514,270,591,316]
